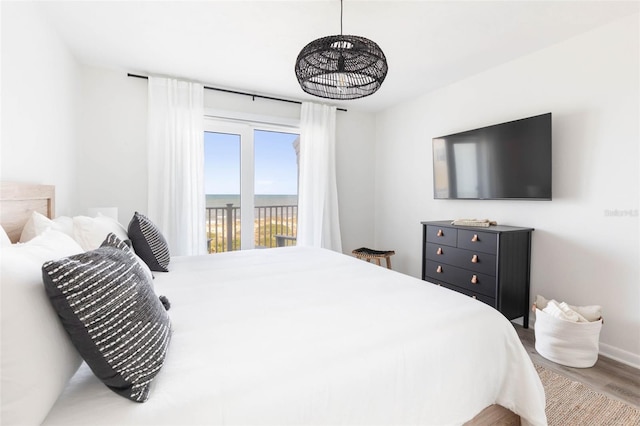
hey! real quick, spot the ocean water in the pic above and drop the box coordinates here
[206,194,298,208]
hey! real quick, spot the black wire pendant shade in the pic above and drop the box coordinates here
[294,2,388,100]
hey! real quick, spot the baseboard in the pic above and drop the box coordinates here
[527,317,640,370]
[599,343,640,370]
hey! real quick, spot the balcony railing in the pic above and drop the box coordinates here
[206,203,297,253]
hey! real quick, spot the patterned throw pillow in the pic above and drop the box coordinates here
[128,212,170,272]
[102,232,155,286]
[41,235,172,402]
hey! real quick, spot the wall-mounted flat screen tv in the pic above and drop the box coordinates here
[432,113,552,200]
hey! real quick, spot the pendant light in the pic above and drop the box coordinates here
[294,0,388,100]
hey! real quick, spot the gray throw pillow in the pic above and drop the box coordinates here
[41,235,172,402]
[128,212,170,272]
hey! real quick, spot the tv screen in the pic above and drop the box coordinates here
[432,113,551,200]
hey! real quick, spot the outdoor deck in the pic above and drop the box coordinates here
[206,204,297,252]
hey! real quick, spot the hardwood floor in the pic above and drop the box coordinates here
[514,324,640,409]
[462,323,640,426]
[466,324,640,425]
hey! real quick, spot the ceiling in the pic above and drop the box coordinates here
[37,1,639,112]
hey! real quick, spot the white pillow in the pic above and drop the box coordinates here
[19,211,74,242]
[53,216,74,236]
[0,226,11,246]
[72,214,129,251]
[1,229,85,425]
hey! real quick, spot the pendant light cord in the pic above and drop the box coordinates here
[340,0,343,35]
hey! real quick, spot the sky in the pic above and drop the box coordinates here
[204,130,299,195]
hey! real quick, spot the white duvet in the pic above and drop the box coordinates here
[43,247,546,426]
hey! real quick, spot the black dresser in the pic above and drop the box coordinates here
[421,221,534,328]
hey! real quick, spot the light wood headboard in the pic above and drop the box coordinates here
[0,182,55,243]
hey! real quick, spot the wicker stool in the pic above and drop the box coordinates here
[352,247,395,269]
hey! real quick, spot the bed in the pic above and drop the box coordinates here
[0,182,547,426]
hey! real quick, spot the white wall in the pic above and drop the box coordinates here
[204,88,301,123]
[1,2,79,215]
[336,110,377,253]
[75,66,148,225]
[374,15,640,367]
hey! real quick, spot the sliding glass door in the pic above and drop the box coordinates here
[204,119,299,252]
[253,130,299,248]
[204,130,243,252]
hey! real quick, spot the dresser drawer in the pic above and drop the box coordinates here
[424,260,497,298]
[426,225,457,247]
[422,220,533,328]
[425,243,497,276]
[433,281,496,308]
[457,229,497,255]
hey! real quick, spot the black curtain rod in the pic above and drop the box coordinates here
[127,73,347,112]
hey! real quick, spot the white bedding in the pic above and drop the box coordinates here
[43,246,546,425]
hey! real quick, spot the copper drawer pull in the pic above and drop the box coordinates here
[471,275,478,284]
[471,234,479,242]
[436,265,443,273]
[471,254,478,263]
[436,247,443,255]
[437,229,444,237]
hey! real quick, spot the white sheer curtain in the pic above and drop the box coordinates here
[147,77,206,256]
[296,102,342,251]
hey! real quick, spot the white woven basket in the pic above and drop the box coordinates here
[534,306,603,368]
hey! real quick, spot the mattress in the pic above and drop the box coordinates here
[42,246,546,425]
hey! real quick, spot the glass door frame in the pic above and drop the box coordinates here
[203,116,300,250]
